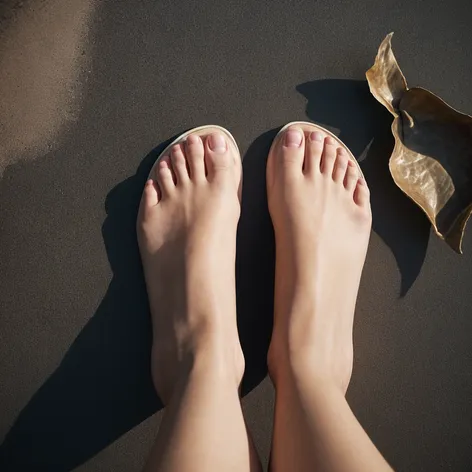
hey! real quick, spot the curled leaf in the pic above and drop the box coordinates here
[366,33,472,253]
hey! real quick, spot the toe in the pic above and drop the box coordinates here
[278,126,305,173]
[353,178,370,208]
[170,144,190,185]
[332,148,349,183]
[304,130,324,175]
[142,178,159,207]
[320,137,337,175]
[344,161,359,193]
[186,134,205,181]
[137,179,160,236]
[204,132,233,180]
[156,155,176,198]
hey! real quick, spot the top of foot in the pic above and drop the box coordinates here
[137,129,245,403]
[267,124,372,392]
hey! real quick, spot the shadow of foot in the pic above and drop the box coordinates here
[237,129,278,395]
[297,79,431,295]
[0,129,279,470]
[0,139,172,471]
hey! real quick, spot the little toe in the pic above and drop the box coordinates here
[332,148,349,183]
[320,137,337,175]
[304,130,324,176]
[156,155,176,198]
[344,161,359,193]
[186,134,205,181]
[204,132,233,180]
[170,144,190,184]
[353,178,370,208]
[142,179,159,207]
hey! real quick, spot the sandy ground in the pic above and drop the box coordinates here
[0,0,97,174]
[1,0,472,471]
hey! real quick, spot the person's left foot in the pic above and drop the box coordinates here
[266,125,372,393]
[137,129,245,403]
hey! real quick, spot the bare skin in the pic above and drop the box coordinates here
[137,124,392,472]
[267,125,392,471]
[137,130,261,472]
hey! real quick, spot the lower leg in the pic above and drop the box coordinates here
[138,129,261,472]
[267,125,392,471]
[144,340,259,472]
[269,357,391,472]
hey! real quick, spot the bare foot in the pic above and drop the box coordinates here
[267,124,372,392]
[137,128,244,403]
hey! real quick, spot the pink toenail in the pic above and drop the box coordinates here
[187,134,199,145]
[284,129,303,147]
[310,131,324,142]
[159,157,170,168]
[209,134,227,153]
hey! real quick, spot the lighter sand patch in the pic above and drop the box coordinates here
[0,0,97,175]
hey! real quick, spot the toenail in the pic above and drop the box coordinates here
[310,131,324,142]
[284,129,303,147]
[187,134,200,145]
[159,157,170,168]
[209,133,227,153]
[326,137,336,145]
[338,148,346,155]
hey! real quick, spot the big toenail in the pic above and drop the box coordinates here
[209,133,227,153]
[285,129,303,147]
[310,131,324,142]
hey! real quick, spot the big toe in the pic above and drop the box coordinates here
[204,132,239,185]
[278,126,305,172]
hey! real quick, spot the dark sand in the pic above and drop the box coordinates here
[1,0,472,471]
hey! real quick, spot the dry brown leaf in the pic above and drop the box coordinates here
[366,33,472,253]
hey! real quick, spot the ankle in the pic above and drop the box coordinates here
[152,330,244,402]
[268,335,352,394]
[191,332,245,383]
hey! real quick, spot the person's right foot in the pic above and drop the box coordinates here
[137,129,244,404]
[267,125,371,393]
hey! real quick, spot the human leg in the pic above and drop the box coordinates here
[266,124,392,472]
[137,128,261,472]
